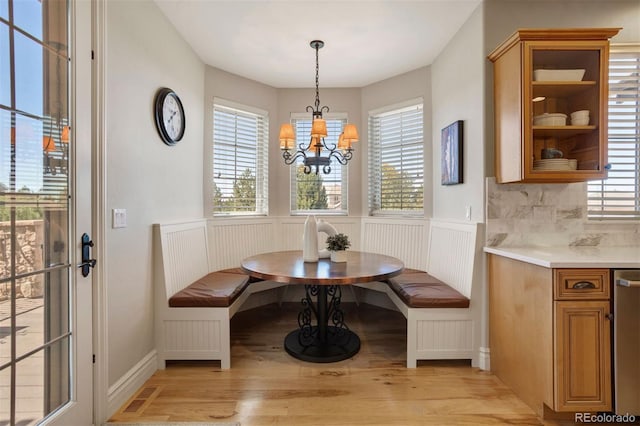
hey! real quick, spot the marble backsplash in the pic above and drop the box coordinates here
[486,177,640,247]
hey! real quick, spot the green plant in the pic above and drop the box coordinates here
[326,233,351,251]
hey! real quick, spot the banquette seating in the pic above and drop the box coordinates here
[358,219,483,367]
[154,220,286,369]
[154,218,483,369]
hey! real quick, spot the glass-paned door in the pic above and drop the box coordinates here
[0,1,92,424]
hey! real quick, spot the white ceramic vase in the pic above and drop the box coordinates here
[302,215,319,262]
[330,250,347,263]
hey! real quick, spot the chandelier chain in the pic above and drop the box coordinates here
[314,43,320,113]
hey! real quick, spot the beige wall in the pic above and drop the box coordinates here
[105,0,205,386]
[431,5,485,222]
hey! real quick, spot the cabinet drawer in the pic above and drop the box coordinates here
[554,269,610,300]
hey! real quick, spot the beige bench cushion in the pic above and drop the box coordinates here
[387,269,470,308]
[169,271,249,308]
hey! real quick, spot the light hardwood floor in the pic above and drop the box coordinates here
[109,302,571,425]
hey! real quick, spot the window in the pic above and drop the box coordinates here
[212,99,268,215]
[368,99,424,215]
[588,46,640,220]
[289,114,348,214]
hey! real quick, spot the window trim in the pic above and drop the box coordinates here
[368,97,425,217]
[289,112,349,216]
[210,97,269,217]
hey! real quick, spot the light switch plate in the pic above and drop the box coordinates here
[112,208,127,228]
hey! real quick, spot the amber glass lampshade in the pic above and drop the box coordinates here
[311,118,327,138]
[61,126,70,144]
[308,136,322,154]
[342,124,359,143]
[279,123,295,150]
[43,136,55,152]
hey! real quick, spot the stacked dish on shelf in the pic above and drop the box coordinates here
[533,158,578,171]
[533,69,586,81]
[533,113,567,126]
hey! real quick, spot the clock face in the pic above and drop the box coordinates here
[154,88,185,145]
[162,94,183,140]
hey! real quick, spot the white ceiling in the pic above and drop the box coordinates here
[154,0,482,88]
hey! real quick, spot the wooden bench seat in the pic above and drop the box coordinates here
[386,269,470,309]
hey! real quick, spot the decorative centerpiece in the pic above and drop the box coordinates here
[326,233,351,263]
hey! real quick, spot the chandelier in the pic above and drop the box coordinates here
[279,40,358,175]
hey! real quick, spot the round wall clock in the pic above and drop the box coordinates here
[154,87,185,146]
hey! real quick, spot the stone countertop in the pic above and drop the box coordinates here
[483,246,640,268]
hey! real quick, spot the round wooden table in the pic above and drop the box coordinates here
[241,250,404,363]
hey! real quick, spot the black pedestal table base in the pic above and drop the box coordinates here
[284,284,360,363]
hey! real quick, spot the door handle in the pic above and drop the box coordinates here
[78,233,97,277]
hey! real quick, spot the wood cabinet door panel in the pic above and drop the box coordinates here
[555,301,612,411]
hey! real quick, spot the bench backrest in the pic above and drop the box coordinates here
[155,219,210,299]
[360,218,430,270]
[427,219,480,299]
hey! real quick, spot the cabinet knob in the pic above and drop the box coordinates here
[572,281,596,289]
[606,313,614,321]
[604,163,612,170]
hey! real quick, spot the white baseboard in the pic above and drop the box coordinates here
[107,349,158,418]
[478,346,490,371]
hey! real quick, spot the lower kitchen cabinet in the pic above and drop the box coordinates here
[488,254,612,417]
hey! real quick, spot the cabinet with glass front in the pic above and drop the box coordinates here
[489,28,620,183]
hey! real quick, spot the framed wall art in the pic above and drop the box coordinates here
[441,120,463,185]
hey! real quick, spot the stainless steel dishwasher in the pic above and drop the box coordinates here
[614,269,640,416]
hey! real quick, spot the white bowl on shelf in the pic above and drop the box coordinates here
[533,113,567,126]
[571,117,590,125]
[533,69,586,81]
[570,110,590,125]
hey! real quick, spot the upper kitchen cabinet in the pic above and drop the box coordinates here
[489,28,620,183]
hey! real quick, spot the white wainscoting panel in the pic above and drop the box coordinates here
[207,218,277,270]
[427,219,480,298]
[161,220,210,298]
[278,217,361,252]
[163,320,222,352]
[360,217,429,270]
[416,319,473,352]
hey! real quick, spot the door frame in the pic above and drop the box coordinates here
[91,0,109,423]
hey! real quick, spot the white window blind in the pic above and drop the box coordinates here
[588,46,640,220]
[290,115,348,214]
[369,100,424,215]
[212,101,268,215]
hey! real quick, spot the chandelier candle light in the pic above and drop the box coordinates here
[279,40,359,175]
